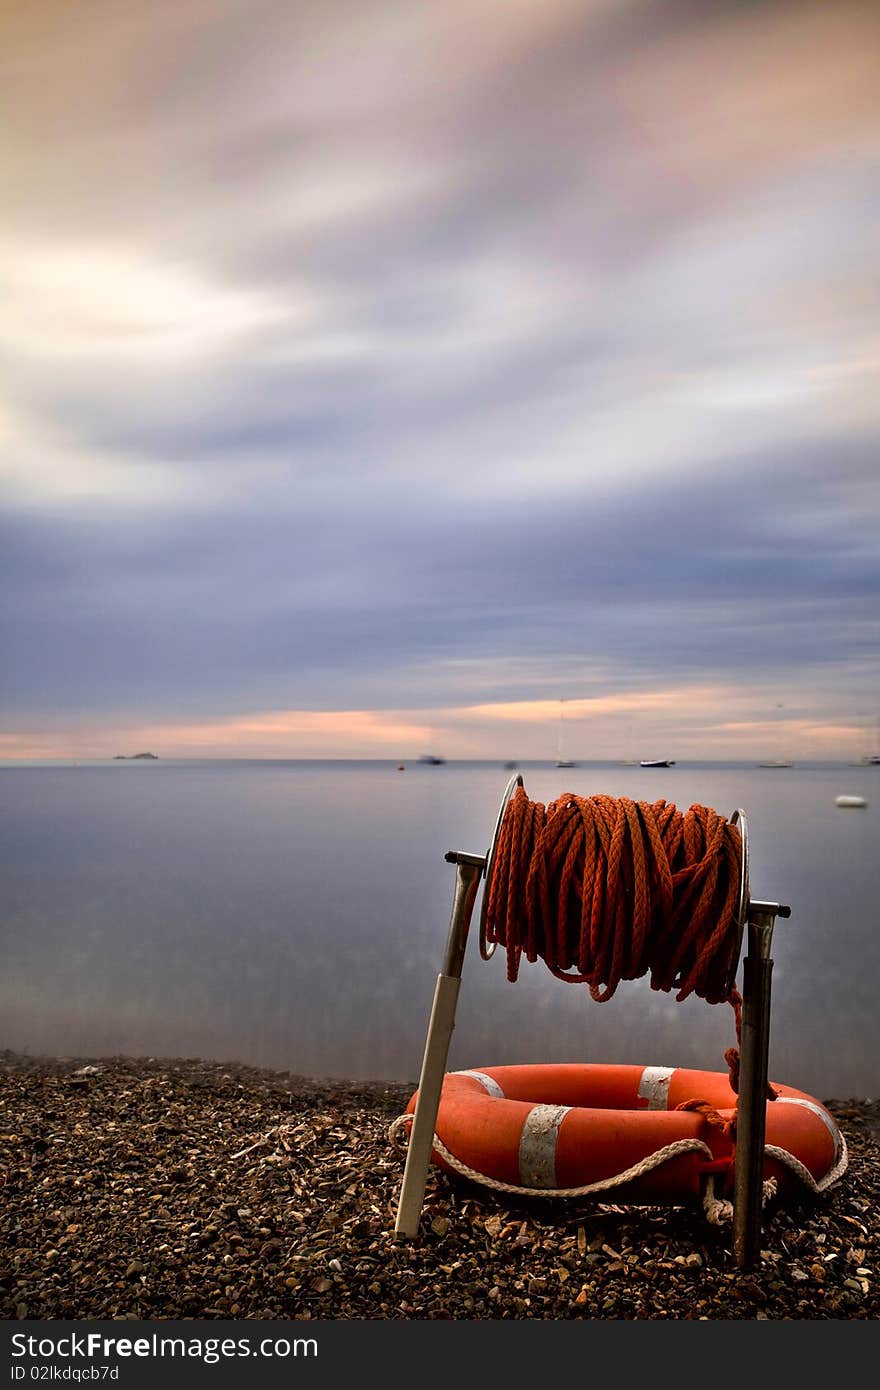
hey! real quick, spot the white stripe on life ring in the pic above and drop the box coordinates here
[638,1066,675,1110]
[454,1070,505,1098]
[775,1095,843,1162]
[518,1104,571,1188]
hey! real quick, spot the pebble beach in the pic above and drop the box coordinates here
[1,1051,877,1322]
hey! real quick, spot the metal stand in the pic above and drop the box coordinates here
[733,897,790,1268]
[393,777,791,1265]
[393,851,485,1239]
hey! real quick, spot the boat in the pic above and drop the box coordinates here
[555,700,577,769]
[849,717,880,765]
[835,794,867,808]
[640,758,675,768]
[620,722,638,765]
[417,755,446,765]
[400,1063,846,1205]
[759,705,794,767]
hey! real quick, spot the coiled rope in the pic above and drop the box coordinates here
[486,786,743,1007]
[484,787,763,1097]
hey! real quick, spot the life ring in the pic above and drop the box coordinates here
[404,1064,847,1202]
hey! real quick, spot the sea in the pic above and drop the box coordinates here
[1,759,878,1100]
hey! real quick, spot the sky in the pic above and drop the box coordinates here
[2,0,879,761]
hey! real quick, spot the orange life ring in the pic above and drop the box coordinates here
[405,1064,846,1202]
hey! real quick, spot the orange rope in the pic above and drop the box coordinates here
[485,786,771,1105]
[487,786,743,1007]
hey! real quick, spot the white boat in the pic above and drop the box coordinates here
[555,700,577,768]
[850,717,880,766]
[835,794,867,808]
[620,722,638,765]
[759,705,794,767]
[640,758,675,768]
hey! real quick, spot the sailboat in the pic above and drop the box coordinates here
[556,700,576,768]
[619,720,639,766]
[850,715,880,765]
[758,704,794,767]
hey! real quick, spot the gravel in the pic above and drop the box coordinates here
[1,1050,877,1321]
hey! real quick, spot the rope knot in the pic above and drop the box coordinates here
[675,1098,737,1141]
[724,1045,741,1095]
[388,1113,413,1151]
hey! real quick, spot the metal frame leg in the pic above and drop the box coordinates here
[393,851,485,1239]
[733,898,789,1268]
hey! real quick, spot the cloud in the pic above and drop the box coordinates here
[1,681,871,762]
[1,0,879,755]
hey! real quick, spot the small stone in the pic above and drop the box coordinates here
[126,1260,145,1277]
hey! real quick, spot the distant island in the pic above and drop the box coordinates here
[113,752,159,760]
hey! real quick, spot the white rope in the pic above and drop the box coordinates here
[701,1173,778,1226]
[390,1112,850,1213]
[764,1132,849,1192]
[388,1113,712,1197]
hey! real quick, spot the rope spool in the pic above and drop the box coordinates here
[478,777,752,1094]
[482,780,746,1000]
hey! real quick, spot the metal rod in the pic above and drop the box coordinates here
[732,900,788,1268]
[393,851,485,1240]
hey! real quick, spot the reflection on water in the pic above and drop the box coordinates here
[1,760,878,1099]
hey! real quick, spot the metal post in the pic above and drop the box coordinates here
[733,898,790,1268]
[393,850,485,1239]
